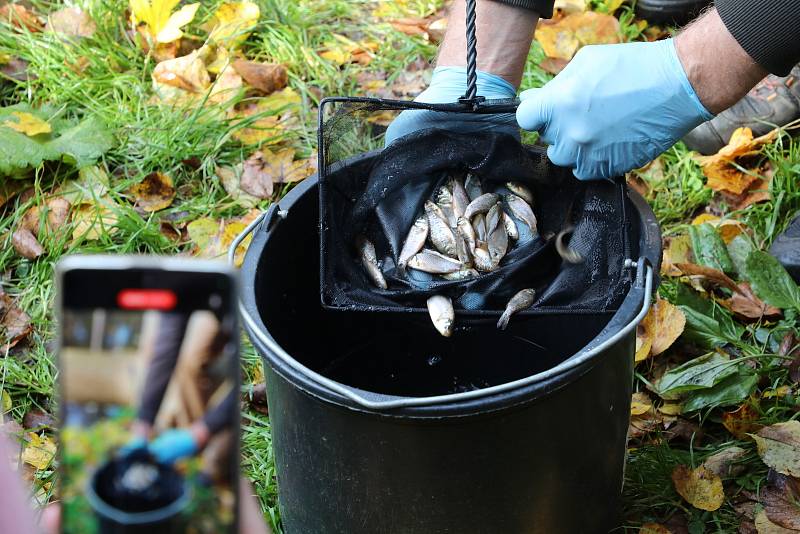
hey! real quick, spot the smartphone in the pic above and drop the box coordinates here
[56,256,239,534]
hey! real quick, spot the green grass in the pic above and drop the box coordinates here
[1,1,800,533]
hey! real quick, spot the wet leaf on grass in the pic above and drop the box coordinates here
[752,421,800,478]
[216,164,260,208]
[754,507,797,534]
[760,474,800,530]
[129,0,199,45]
[535,12,620,61]
[0,293,32,352]
[728,233,755,278]
[635,304,654,363]
[231,59,288,95]
[0,4,43,32]
[4,111,51,136]
[389,15,447,42]
[151,47,211,102]
[11,228,44,259]
[722,402,761,439]
[636,297,685,362]
[743,251,800,312]
[630,392,653,415]
[46,7,96,38]
[240,148,315,199]
[688,223,735,274]
[128,172,176,212]
[21,432,55,471]
[207,2,260,49]
[681,371,758,412]
[230,87,301,145]
[671,464,724,511]
[23,409,56,431]
[0,56,31,81]
[657,352,739,396]
[187,210,259,266]
[661,235,692,277]
[319,35,379,66]
[696,127,777,195]
[702,446,748,478]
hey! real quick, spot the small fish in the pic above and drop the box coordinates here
[464,173,483,201]
[408,249,462,274]
[497,288,536,330]
[425,200,457,258]
[435,186,457,227]
[502,210,519,240]
[451,178,470,220]
[456,216,477,253]
[427,295,454,337]
[356,235,387,289]
[487,218,508,267]
[486,203,502,235]
[473,245,494,272]
[505,194,537,233]
[473,213,487,242]
[556,227,583,264]
[442,268,479,281]
[506,182,534,206]
[464,193,499,220]
[455,232,473,266]
[397,216,429,272]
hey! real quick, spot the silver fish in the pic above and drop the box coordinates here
[398,216,429,272]
[408,249,462,274]
[506,182,534,206]
[464,193,499,220]
[473,245,494,272]
[556,227,583,264]
[486,203,502,236]
[424,200,457,257]
[427,295,454,337]
[456,216,477,253]
[356,235,387,289]
[502,210,519,240]
[487,217,508,267]
[497,288,536,330]
[506,194,537,233]
[473,213,487,242]
[465,173,483,201]
[451,179,470,220]
[455,232,473,266]
[435,186,457,227]
[442,268,479,281]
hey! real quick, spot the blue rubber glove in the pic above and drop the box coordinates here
[385,66,518,145]
[119,436,147,456]
[516,39,714,180]
[148,428,198,465]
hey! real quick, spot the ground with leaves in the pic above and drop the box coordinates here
[0,0,798,533]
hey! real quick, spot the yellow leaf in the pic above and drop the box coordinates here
[536,12,620,60]
[151,47,211,105]
[319,47,351,65]
[187,215,252,266]
[658,402,682,415]
[128,172,176,212]
[71,199,119,241]
[639,524,672,534]
[692,213,719,225]
[661,235,692,277]
[751,420,800,477]
[208,2,260,48]
[187,218,220,251]
[762,386,792,399]
[650,298,685,356]
[671,464,724,511]
[130,0,198,45]
[2,390,11,413]
[722,402,760,439]
[630,392,652,416]
[635,304,654,363]
[22,432,56,470]
[4,111,51,136]
[156,2,199,44]
[696,127,778,195]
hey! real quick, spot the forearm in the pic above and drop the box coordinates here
[675,8,768,114]
[436,0,539,88]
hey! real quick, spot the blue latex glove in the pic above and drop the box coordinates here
[384,66,518,145]
[119,436,147,456]
[148,428,198,465]
[516,39,714,180]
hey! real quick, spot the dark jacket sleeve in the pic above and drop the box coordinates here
[137,313,188,425]
[717,0,800,76]
[489,0,554,18]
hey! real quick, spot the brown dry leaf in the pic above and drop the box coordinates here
[651,298,686,356]
[674,262,740,292]
[635,303,654,363]
[390,17,430,38]
[45,197,70,234]
[639,524,672,534]
[629,407,676,441]
[46,7,96,38]
[761,475,800,531]
[721,176,772,211]
[21,432,56,470]
[723,282,782,320]
[216,164,260,208]
[23,409,56,431]
[722,402,761,439]
[661,235,692,277]
[1,293,32,352]
[11,228,43,259]
[755,508,797,534]
[0,4,43,32]
[0,56,30,81]
[697,127,777,195]
[151,48,211,104]
[208,64,244,106]
[630,392,653,416]
[129,172,176,212]
[702,446,748,478]
[231,59,287,95]
[240,148,315,199]
[671,464,725,511]
[752,421,800,477]
[535,12,620,61]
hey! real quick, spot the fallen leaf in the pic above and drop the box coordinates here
[630,392,652,415]
[697,127,777,195]
[675,262,740,293]
[427,17,447,42]
[231,59,288,95]
[702,446,748,478]
[755,508,797,534]
[23,409,56,430]
[187,218,220,252]
[240,148,315,199]
[752,421,800,477]
[71,199,119,241]
[320,35,378,66]
[635,303,654,363]
[721,176,772,211]
[130,0,199,45]
[246,381,268,415]
[658,402,682,416]
[651,298,686,356]
[21,432,55,470]
[152,47,211,102]
[0,4,42,32]
[46,7,96,38]
[11,228,43,259]
[538,57,569,75]
[3,111,51,136]
[661,235,692,277]
[722,402,761,439]
[554,0,588,13]
[535,12,620,61]
[722,282,782,321]
[216,164,260,208]
[230,88,301,145]
[208,63,244,105]
[628,407,676,441]
[128,172,176,212]
[0,294,32,352]
[671,464,725,511]
[208,1,260,48]
[2,390,11,414]
[0,56,31,81]
[762,386,793,400]
[760,475,800,531]
[187,213,254,266]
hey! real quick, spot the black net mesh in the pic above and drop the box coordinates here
[318,98,637,317]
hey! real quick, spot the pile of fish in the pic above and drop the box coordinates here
[357,173,581,337]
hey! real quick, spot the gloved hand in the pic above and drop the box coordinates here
[148,428,198,465]
[384,66,518,145]
[119,436,147,456]
[516,38,714,180]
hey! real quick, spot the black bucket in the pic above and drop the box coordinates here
[238,151,660,533]
[85,452,191,534]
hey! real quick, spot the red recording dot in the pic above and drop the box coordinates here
[117,289,177,310]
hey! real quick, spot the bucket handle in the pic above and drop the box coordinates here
[230,217,653,411]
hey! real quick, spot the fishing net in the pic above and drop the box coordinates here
[318,98,641,318]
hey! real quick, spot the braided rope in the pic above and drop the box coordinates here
[464,0,478,101]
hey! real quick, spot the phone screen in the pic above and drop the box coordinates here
[57,262,239,534]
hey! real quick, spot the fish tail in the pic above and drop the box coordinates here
[497,311,511,330]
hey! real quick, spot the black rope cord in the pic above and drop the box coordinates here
[462,0,479,102]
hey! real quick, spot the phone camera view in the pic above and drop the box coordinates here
[60,299,237,534]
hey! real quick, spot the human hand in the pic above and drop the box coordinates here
[516,38,714,180]
[384,66,518,145]
[148,427,199,464]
